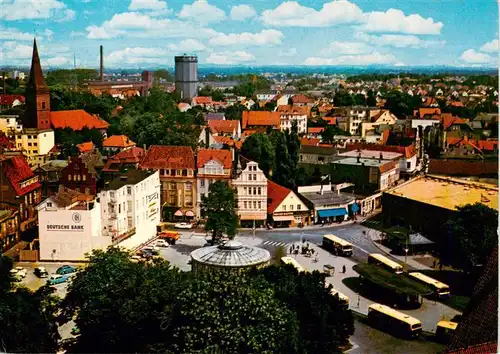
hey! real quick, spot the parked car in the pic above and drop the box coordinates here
[47,274,70,285]
[154,239,169,248]
[14,266,27,278]
[130,255,143,263]
[141,246,159,255]
[10,269,22,282]
[34,267,49,278]
[137,249,154,259]
[56,265,77,275]
[174,222,192,229]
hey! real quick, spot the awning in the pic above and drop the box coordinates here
[350,203,360,213]
[185,210,195,217]
[174,210,184,217]
[318,208,347,218]
[272,215,295,222]
[239,213,266,221]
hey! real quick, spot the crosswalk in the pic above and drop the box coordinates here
[261,240,288,248]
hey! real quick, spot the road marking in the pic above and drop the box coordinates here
[262,240,287,247]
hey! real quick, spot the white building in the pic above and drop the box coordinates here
[277,105,308,134]
[99,170,160,249]
[232,159,267,227]
[196,149,232,217]
[38,187,107,261]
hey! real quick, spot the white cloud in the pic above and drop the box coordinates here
[168,39,206,52]
[321,41,373,55]
[1,41,33,59]
[44,56,68,66]
[86,12,217,39]
[278,48,297,57]
[129,0,167,10]
[178,0,226,23]
[43,29,54,41]
[0,0,74,21]
[480,39,498,53]
[360,9,443,35]
[304,52,397,65]
[355,32,445,48]
[0,27,35,41]
[459,49,493,64]
[56,9,76,22]
[70,31,85,38]
[209,29,284,46]
[230,5,256,21]
[205,51,256,65]
[105,47,170,66]
[261,0,363,27]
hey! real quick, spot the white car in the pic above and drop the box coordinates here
[154,240,169,248]
[11,267,27,279]
[174,222,193,229]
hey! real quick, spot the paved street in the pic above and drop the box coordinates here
[350,318,445,354]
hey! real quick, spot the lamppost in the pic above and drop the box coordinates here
[404,228,410,271]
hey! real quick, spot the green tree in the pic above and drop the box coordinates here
[223,104,247,120]
[384,90,419,118]
[366,90,377,106]
[286,122,300,190]
[273,133,293,189]
[240,133,275,176]
[354,93,366,106]
[0,254,60,353]
[153,69,171,82]
[443,203,498,270]
[333,91,355,107]
[257,264,355,353]
[170,272,299,354]
[201,181,238,243]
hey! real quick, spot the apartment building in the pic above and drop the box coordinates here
[232,159,267,227]
[277,105,309,134]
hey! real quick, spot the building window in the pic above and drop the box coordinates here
[297,204,301,210]
[82,174,87,181]
[258,201,261,209]
[68,174,72,181]
[33,142,37,146]
[47,202,52,207]
[42,102,46,109]
[253,187,257,195]
[253,201,257,209]
[290,205,294,210]
[186,183,192,191]
[127,186,132,195]
[118,204,121,213]
[243,187,247,195]
[201,179,205,187]
[282,205,286,211]
[406,161,411,169]
[171,170,176,176]
[258,187,261,195]
[244,201,247,209]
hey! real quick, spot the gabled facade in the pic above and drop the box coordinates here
[196,149,232,217]
[60,157,97,196]
[267,180,309,227]
[232,159,267,227]
[139,145,196,221]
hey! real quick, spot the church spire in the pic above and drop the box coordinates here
[26,38,49,93]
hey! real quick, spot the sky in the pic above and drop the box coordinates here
[0,0,498,69]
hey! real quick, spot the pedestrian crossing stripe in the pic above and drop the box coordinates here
[262,240,287,247]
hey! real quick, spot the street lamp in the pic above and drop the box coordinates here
[404,228,410,271]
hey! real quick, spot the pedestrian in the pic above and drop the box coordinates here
[357,294,360,308]
[439,262,443,271]
[342,265,346,273]
[289,246,293,254]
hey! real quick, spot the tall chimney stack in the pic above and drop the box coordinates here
[100,45,104,81]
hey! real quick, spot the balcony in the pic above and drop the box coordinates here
[112,227,137,245]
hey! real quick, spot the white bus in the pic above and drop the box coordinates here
[408,272,451,298]
[322,234,354,256]
[368,253,404,274]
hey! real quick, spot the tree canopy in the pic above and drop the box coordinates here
[201,181,239,243]
[443,203,498,271]
[58,247,353,354]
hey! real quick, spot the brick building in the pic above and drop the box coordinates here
[140,146,196,221]
[60,157,97,196]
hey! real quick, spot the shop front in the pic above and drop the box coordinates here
[317,208,348,223]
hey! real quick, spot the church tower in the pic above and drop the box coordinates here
[24,39,51,130]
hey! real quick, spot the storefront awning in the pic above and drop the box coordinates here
[272,215,295,222]
[174,210,184,216]
[240,213,266,221]
[318,208,347,218]
[185,211,195,217]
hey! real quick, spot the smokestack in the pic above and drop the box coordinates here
[100,45,104,81]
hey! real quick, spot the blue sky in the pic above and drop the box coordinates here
[0,0,498,69]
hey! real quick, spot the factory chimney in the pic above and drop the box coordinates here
[100,45,104,81]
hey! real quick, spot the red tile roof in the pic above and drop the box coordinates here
[0,94,25,106]
[476,139,498,152]
[300,137,320,146]
[197,149,232,169]
[1,155,41,196]
[267,180,292,214]
[212,135,244,149]
[102,135,136,148]
[193,96,213,105]
[140,145,195,170]
[428,160,498,176]
[322,117,337,125]
[277,105,310,116]
[76,141,94,153]
[381,129,390,145]
[50,110,109,130]
[208,120,239,134]
[414,107,441,118]
[345,143,416,159]
[242,111,280,129]
[379,160,398,174]
[103,146,145,172]
[441,115,469,130]
[308,127,324,134]
[292,94,312,104]
[445,342,497,354]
